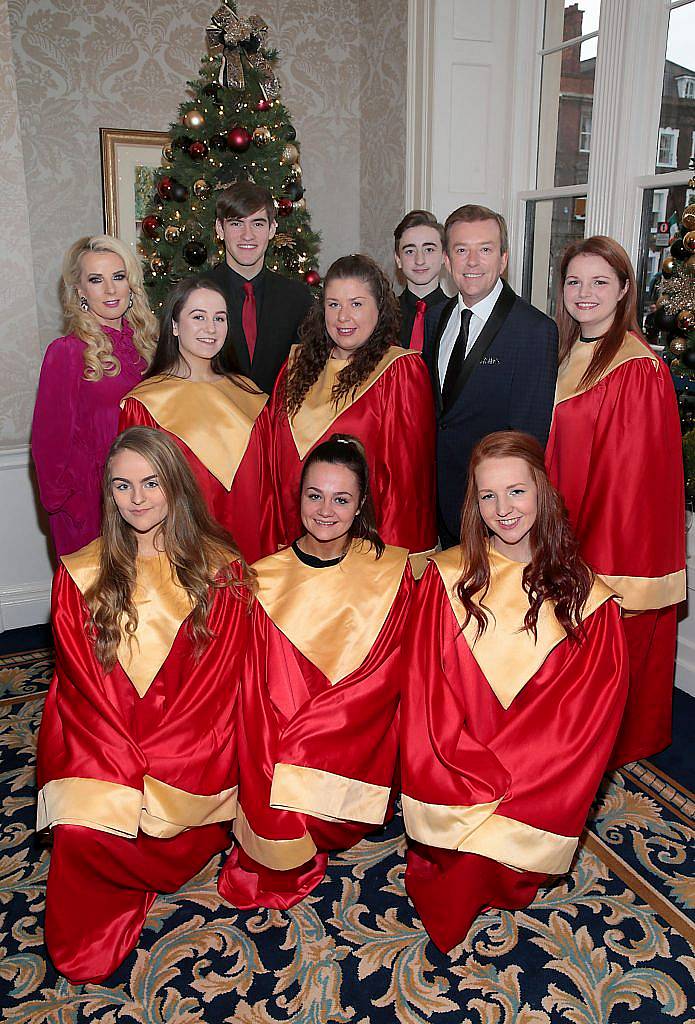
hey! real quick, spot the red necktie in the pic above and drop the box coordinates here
[242,281,257,360]
[410,299,427,352]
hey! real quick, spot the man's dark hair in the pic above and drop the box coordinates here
[444,205,508,254]
[215,182,276,224]
[394,209,445,252]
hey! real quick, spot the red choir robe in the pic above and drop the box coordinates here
[37,541,249,983]
[119,374,273,564]
[397,548,628,953]
[268,346,437,564]
[546,333,686,766]
[217,540,413,910]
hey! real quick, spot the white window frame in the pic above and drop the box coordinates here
[676,75,695,98]
[579,110,592,153]
[652,187,668,224]
[658,127,680,167]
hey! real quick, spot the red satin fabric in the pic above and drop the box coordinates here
[218,566,414,910]
[400,565,628,953]
[38,562,249,982]
[546,347,685,764]
[119,398,275,564]
[267,354,437,552]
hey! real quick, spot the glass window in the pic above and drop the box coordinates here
[655,1,695,173]
[636,182,689,327]
[522,195,587,316]
[579,110,592,152]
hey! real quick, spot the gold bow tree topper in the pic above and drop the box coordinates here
[207,4,280,99]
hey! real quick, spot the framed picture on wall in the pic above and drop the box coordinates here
[100,128,169,252]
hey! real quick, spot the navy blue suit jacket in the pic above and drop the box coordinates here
[423,280,558,546]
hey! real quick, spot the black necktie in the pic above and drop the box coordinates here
[442,308,473,407]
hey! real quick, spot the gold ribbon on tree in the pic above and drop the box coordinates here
[206,5,281,99]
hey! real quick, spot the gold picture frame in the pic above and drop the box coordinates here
[100,128,170,252]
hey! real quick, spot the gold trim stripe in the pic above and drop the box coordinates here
[600,569,685,611]
[402,794,577,874]
[233,802,317,870]
[36,777,142,838]
[141,776,238,838]
[554,332,658,407]
[271,763,390,825]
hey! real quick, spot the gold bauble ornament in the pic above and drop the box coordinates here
[293,198,306,211]
[183,109,205,130]
[677,308,695,332]
[670,335,688,355]
[288,163,302,180]
[252,126,272,147]
[683,230,695,253]
[162,143,174,162]
[150,256,166,273]
[164,225,181,243]
[686,255,695,274]
[193,178,211,199]
[281,143,299,164]
[661,255,676,277]
[682,205,695,231]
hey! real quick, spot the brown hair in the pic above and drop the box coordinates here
[85,427,255,670]
[556,235,640,390]
[215,182,276,224]
[284,254,399,419]
[300,433,385,558]
[394,209,445,251]
[455,431,593,642]
[444,205,509,254]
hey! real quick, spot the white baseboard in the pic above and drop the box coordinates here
[675,632,695,698]
[0,582,51,632]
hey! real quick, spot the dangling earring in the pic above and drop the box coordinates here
[79,296,89,313]
[127,291,133,310]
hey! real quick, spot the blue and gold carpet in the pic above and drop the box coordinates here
[1,645,693,1022]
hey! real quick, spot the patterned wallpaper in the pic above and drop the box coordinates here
[0,0,406,447]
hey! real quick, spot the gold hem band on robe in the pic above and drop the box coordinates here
[233,802,317,870]
[122,374,267,488]
[431,546,615,708]
[36,775,238,840]
[599,568,686,611]
[402,794,577,874]
[253,540,408,684]
[554,332,658,407]
[270,763,390,825]
[288,345,413,459]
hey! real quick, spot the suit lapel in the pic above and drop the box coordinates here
[430,298,457,413]
[443,280,516,414]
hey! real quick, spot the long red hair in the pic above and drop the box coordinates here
[556,235,643,389]
[456,431,593,641]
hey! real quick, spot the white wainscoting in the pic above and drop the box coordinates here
[0,445,53,631]
[674,527,695,698]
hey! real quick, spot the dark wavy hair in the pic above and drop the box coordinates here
[300,433,385,558]
[455,431,593,642]
[145,277,257,392]
[556,235,641,390]
[284,254,400,418]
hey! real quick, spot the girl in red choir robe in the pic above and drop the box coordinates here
[119,277,273,564]
[268,254,436,564]
[398,432,628,954]
[546,236,685,767]
[36,427,255,984]
[218,434,414,910]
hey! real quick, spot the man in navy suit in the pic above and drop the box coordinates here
[205,182,314,394]
[424,205,558,548]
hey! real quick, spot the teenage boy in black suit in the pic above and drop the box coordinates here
[394,209,447,351]
[423,204,558,548]
[205,182,314,394]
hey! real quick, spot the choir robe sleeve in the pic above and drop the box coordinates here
[31,338,83,516]
[550,358,685,612]
[266,360,292,552]
[400,564,628,875]
[372,356,437,553]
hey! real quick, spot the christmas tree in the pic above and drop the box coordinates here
[139,1,321,311]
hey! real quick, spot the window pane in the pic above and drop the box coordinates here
[655,1,695,173]
[543,0,601,58]
[522,196,587,316]
[538,3,598,188]
[636,183,691,328]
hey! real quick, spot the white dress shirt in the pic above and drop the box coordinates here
[438,278,503,385]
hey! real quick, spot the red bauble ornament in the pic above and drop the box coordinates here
[227,126,252,151]
[277,197,293,217]
[189,141,209,160]
[304,269,321,287]
[157,176,173,200]
[142,214,162,239]
[256,98,271,111]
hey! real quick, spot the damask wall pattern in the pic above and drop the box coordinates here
[2,0,407,448]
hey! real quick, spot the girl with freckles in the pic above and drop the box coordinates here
[218,434,413,909]
[32,235,157,557]
[364,432,627,953]
[546,236,685,767]
[36,427,254,984]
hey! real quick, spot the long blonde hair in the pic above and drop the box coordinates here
[85,427,256,670]
[61,235,158,381]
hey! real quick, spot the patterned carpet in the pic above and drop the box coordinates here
[1,646,693,1023]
